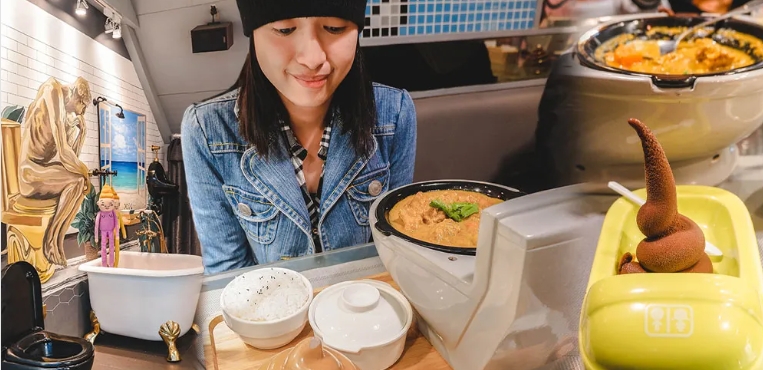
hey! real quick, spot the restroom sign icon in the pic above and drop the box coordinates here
[644,304,694,337]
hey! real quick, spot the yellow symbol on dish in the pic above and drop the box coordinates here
[644,304,694,338]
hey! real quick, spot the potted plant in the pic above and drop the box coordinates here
[71,185,101,261]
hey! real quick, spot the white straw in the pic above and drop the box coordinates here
[608,181,645,206]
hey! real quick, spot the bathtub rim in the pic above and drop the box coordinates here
[78,251,204,277]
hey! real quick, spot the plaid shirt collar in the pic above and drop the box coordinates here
[280,108,337,162]
[280,108,338,253]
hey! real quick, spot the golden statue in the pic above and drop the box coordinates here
[2,76,92,283]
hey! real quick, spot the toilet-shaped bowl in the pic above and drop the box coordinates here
[579,186,763,370]
[2,261,95,370]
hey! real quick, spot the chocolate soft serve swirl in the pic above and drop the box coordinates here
[618,118,713,275]
[258,337,357,370]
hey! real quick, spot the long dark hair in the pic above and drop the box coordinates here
[234,39,377,159]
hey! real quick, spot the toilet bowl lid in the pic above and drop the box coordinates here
[2,261,45,346]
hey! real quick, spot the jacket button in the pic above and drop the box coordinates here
[237,203,252,217]
[368,180,383,196]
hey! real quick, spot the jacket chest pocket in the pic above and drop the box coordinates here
[223,185,280,244]
[346,166,390,226]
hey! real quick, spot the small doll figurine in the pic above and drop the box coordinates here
[112,192,127,267]
[94,185,119,267]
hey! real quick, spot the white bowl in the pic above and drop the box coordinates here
[220,267,313,349]
[308,280,413,370]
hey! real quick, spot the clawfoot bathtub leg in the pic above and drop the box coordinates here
[84,310,101,344]
[159,321,181,362]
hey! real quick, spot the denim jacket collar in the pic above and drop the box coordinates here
[240,116,378,236]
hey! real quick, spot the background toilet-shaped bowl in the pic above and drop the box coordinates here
[2,261,95,370]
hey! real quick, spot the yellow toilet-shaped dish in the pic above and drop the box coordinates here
[579,185,763,370]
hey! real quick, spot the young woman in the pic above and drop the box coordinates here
[181,0,417,274]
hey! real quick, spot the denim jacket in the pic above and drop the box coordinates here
[181,83,417,274]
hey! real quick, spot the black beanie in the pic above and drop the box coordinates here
[236,0,367,37]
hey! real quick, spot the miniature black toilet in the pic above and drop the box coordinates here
[2,261,95,370]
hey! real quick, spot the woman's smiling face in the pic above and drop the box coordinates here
[252,17,359,110]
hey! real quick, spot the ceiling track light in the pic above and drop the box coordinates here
[104,18,114,33]
[112,23,121,39]
[75,0,89,16]
[101,5,122,38]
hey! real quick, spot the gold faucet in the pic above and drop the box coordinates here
[136,210,168,253]
[151,145,161,162]
[136,228,158,252]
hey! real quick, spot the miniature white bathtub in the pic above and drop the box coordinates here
[79,251,204,341]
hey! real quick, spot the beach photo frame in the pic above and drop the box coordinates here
[97,102,148,212]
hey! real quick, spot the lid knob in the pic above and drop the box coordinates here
[341,283,380,312]
[302,337,325,361]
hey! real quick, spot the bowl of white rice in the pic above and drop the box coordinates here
[220,267,313,349]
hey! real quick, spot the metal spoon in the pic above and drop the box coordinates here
[607,181,724,259]
[658,0,763,56]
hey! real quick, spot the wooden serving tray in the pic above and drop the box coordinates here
[205,272,452,370]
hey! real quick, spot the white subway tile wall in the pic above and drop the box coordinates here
[362,0,539,38]
[1,6,166,190]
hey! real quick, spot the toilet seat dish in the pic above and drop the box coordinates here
[2,261,95,370]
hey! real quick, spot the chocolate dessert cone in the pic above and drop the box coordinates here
[618,118,713,274]
[617,118,709,275]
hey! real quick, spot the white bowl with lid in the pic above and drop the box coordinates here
[308,280,413,370]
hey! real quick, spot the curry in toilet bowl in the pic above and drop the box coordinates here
[596,27,763,75]
[388,190,503,247]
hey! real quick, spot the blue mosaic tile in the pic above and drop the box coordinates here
[360,0,538,39]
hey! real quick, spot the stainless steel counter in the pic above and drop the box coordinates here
[194,125,763,369]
